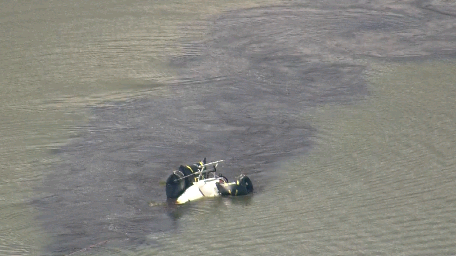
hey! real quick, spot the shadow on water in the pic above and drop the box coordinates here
[32,0,456,254]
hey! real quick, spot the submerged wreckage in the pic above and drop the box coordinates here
[166,158,253,204]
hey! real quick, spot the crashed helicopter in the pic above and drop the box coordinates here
[165,158,253,204]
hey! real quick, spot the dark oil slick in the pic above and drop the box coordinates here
[29,0,456,254]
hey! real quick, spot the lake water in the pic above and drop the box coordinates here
[1,0,455,255]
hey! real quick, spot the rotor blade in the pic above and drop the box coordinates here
[173,160,224,181]
[199,160,224,167]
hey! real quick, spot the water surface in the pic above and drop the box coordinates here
[1,0,456,255]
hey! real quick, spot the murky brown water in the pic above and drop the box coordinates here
[1,0,456,255]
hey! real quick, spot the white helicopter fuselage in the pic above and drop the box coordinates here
[176,177,221,204]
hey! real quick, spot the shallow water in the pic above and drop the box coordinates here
[1,0,456,255]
